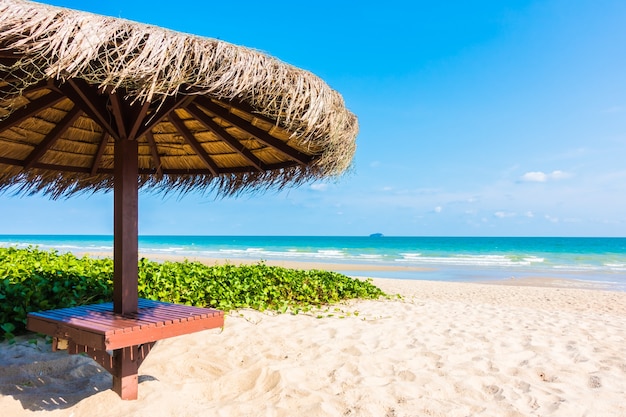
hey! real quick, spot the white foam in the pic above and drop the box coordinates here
[395,254,544,267]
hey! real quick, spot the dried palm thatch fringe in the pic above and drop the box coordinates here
[0,0,357,197]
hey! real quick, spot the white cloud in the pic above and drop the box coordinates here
[494,211,516,218]
[524,211,534,218]
[310,183,328,191]
[521,171,548,182]
[520,170,572,182]
[549,170,572,180]
[434,206,442,213]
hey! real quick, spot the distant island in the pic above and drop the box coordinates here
[369,233,384,238]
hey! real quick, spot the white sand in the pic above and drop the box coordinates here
[1,278,626,416]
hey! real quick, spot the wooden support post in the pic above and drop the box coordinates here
[114,138,139,316]
[112,346,139,400]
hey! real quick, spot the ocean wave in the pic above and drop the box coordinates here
[395,254,545,267]
[3,236,625,291]
[210,248,350,260]
[141,246,186,253]
[1,241,114,252]
[357,254,384,260]
[554,264,626,272]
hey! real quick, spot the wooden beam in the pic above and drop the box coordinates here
[109,92,128,140]
[0,51,23,59]
[0,85,14,96]
[220,98,279,126]
[0,79,52,95]
[186,103,265,171]
[0,67,37,86]
[145,131,163,177]
[0,91,65,132]
[135,95,195,139]
[24,106,82,169]
[110,90,151,141]
[0,58,18,69]
[113,138,139,316]
[168,111,220,176]
[74,344,114,374]
[0,156,23,167]
[112,346,139,400]
[58,79,119,140]
[91,132,110,176]
[0,76,21,85]
[194,97,312,165]
[127,100,151,141]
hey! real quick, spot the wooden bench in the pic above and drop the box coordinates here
[27,298,224,400]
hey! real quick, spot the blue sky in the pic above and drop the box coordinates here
[2,0,625,237]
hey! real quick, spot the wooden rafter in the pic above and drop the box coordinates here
[0,57,19,71]
[186,103,265,171]
[194,97,312,165]
[168,111,219,176]
[0,79,52,96]
[0,51,23,59]
[0,91,65,132]
[91,132,110,176]
[0,76,21,85]
[135,95,195,138]
[24,106,82,169]
[0,85,14,95]
[0,156,21,166]
[223,98,279,126]
[127,100,151,141]
[145,131,163,177]
[109,91,151,141]
[58,79,119,140]
[109,92,128,140]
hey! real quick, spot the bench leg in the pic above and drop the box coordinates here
[65,341,156,400]
[112,346,139,400]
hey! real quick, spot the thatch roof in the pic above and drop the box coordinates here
[0,0,357,197]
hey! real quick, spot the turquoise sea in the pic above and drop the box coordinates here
[1,235,625,290]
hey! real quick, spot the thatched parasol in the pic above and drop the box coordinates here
[0,1,357,315]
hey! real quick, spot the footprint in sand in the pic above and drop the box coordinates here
[396,369,416,382]
[588,375,602,388]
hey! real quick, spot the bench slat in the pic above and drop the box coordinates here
[27,299,224,350]
[29,309,151,334]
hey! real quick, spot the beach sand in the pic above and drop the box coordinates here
[1,264,626,416]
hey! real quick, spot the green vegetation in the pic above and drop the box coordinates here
[0,247,384,340]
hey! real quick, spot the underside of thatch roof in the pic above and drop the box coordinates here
[0,0,357,197]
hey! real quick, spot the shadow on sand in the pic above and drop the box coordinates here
[0,336,157,411]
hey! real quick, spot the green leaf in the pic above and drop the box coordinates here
[1,322,16,333]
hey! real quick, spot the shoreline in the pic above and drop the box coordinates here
[74,250,433,272]
[74,250,623,293]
